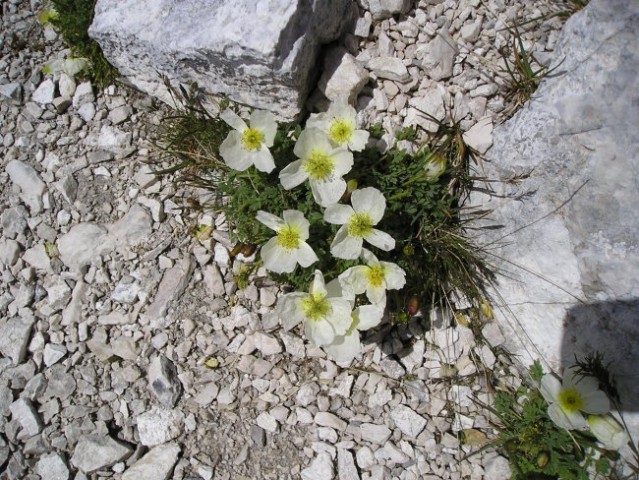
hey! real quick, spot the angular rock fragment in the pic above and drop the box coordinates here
[71,434,133,473]
[148,355,182,407]
[121,442,180,480]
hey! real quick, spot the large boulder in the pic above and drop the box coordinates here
[89,0,353,120]
[470,0,639,426]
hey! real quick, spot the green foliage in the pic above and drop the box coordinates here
[154,93,493,320]
[49,0,119,88]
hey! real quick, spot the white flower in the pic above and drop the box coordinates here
[306,98,369,152]
[219,108,277,173]
[279,128,354,207]
[339,249,406,305]
[256,210,318,274]
[324,187,395,259]
[324,303,385,363]
[587,415,630,450]
[540,368,610,430]
[276,270,352,347]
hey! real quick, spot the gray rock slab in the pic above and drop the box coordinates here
[415,30,457,81]
[362,0,412,20]
[89,0,352,120]
[0,239,21,267]
[301,452,334,480]
[6,160,46,214]
[468,0,639,438]
[0,82,22,103]
[121,442,180,480]
[9,398,42,437]
[71,434,133,473]
[32,79,55,105]
[57,223,112,271]
[148,355,182,407]
[143,256,194,321]
[0,316,35,364]
[390,405,427,438]
[367,57,410,83]
[35,452,69,480]
[318,47,370,104]
[136,408,184,446]
[337,449,359,480]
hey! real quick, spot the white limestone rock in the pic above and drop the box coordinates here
[121,442,180,480]
[136,407,184,446]
[89,0,353,120]
[6,160,47,214]
[71,434,133,473]
[469,2,639,445]
[35,452,69,480]
[318,47,370,104]
[32,79,56,105]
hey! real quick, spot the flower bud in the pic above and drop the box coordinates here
[588,415,630,450]
[536,452,549,468]
[424,152,447,181]
[407,296,420,316]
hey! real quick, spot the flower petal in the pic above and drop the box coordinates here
[381,262,407,290]
[348,129,370,152]
[310,177,347,207]
[323,330,361,363]
[581,390,611,415]
[294,128,332,159]
[296,242,319,268]
[249,110,277,146]
[540,374,562,404]
[279,159,308,190]
[260,237,298,274]
[548,403,588,430]
[366,284,386,305]
[305,318,335,346]
[251,147,276,173]
[309,270,327,297]
[360,248,379,265]
[355,304,384,331]
[327,99,356,121]
[331,226,364,260]
[324,204,354,225]
[220,108,248,132]
[330,149,354,177]
[326,298,354,336]
[277,293,307,330]
[282,210,310,238]
[219,132,252,171]
[339,266,369,295]
[365,229,395,251]
[351,187,386,223]
[305,112,328,131]
[256,211,284,231]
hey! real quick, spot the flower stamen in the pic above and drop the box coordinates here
[366,265,385,287]
[558,388,584,413]
[276,225,301,250]
[328,119,353,146]
[304,149,334,180]
[301,293,331,321]
[347,213,374,238]
[241,128,265,151]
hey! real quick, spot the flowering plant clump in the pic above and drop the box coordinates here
[158,93,492,362]
[480,359,635,479]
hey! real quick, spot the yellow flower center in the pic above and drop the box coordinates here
[241,128,264,151]
[558,388,584,413]
[366,265,385,287]
[301,293,330,321]
[304,149,334,180]
[347,213,374,238]
[328,119,353,146]
[276,225,301,250]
